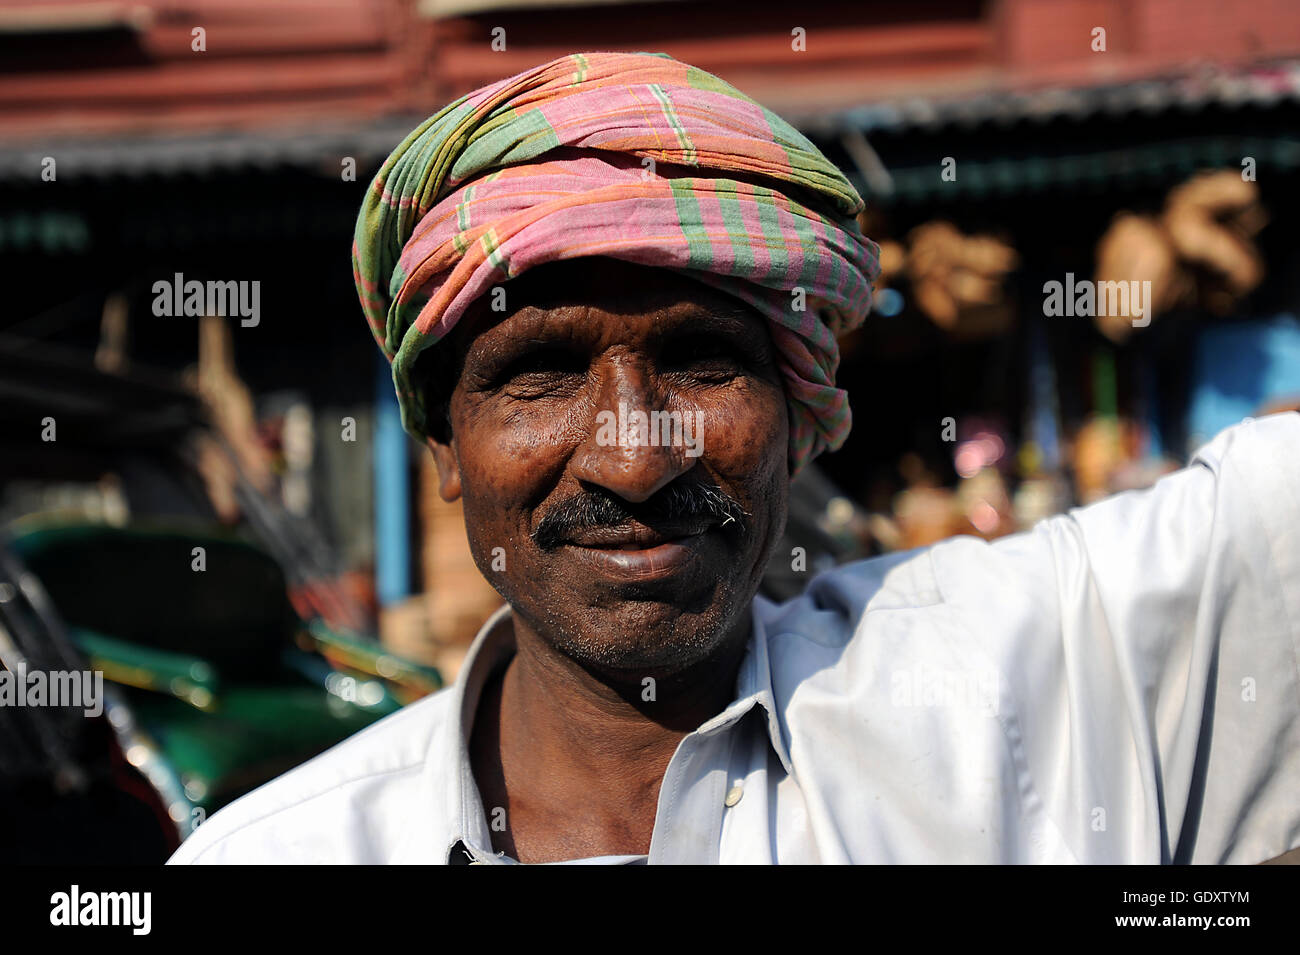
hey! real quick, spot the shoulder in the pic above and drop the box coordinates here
[754,546,958,707]
[1190,409,1300,470]
[168,686,457,864]
[758,546,944,644]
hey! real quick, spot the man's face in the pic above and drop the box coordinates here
[429,258,790,679]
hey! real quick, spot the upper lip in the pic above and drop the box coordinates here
[564,519,710,549]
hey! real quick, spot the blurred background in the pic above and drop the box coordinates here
[3,0,1299,862]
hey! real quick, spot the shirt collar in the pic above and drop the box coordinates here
[740,600,795,775]
[391,600,790,864]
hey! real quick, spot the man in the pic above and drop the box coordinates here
[170,52,1299,864]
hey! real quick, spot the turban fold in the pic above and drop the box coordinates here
[353,51,881,472]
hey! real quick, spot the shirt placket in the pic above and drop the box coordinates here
[646,702,753,864]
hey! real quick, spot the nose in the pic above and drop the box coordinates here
[569,360,695,503]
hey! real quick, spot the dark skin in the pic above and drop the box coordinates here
[427,258,791,862]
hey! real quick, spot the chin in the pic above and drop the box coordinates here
[547,596,743,678]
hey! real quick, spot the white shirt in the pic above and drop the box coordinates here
[169,414,1300,864]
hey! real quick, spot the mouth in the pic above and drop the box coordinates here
[561,520,714,581]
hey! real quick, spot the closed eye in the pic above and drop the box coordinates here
[494,345,587,395]
[660,333,759,380]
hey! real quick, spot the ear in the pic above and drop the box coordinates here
[427,438,462,501]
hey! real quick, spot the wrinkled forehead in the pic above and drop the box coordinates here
[454,257,770,355]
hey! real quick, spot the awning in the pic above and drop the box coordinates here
[880,134,1300,204]
[418,0,676,16]
[0,118,426,183]
[798,60,1300,136]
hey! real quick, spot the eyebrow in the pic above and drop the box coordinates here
[500,297,757,336]
[657,299,764,334]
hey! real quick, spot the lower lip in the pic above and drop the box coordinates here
[563,533,708,582]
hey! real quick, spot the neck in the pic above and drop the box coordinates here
[470,606,752,861]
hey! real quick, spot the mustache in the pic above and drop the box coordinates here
[532,482,750,549]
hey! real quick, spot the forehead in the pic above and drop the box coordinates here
[457,258,765,352]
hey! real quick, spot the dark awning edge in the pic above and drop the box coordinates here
[795,59,1300,137]
[0,116,430,184]
[857,134,1300,205]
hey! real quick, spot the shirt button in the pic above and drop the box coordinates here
[724,784,744,807]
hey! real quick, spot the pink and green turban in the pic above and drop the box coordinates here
[353,51,881,473]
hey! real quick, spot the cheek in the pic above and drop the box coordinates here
[456,395,585,483]
[449,394,577,541]
[693,382,789,490]
[689,382,789,582]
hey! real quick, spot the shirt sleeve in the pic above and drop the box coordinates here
[929,412,1300,863]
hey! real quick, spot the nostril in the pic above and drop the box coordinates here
[570,431,694,505]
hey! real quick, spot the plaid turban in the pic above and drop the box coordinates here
[353,51,881,473]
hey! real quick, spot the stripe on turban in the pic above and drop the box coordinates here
[353,51,881,473]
